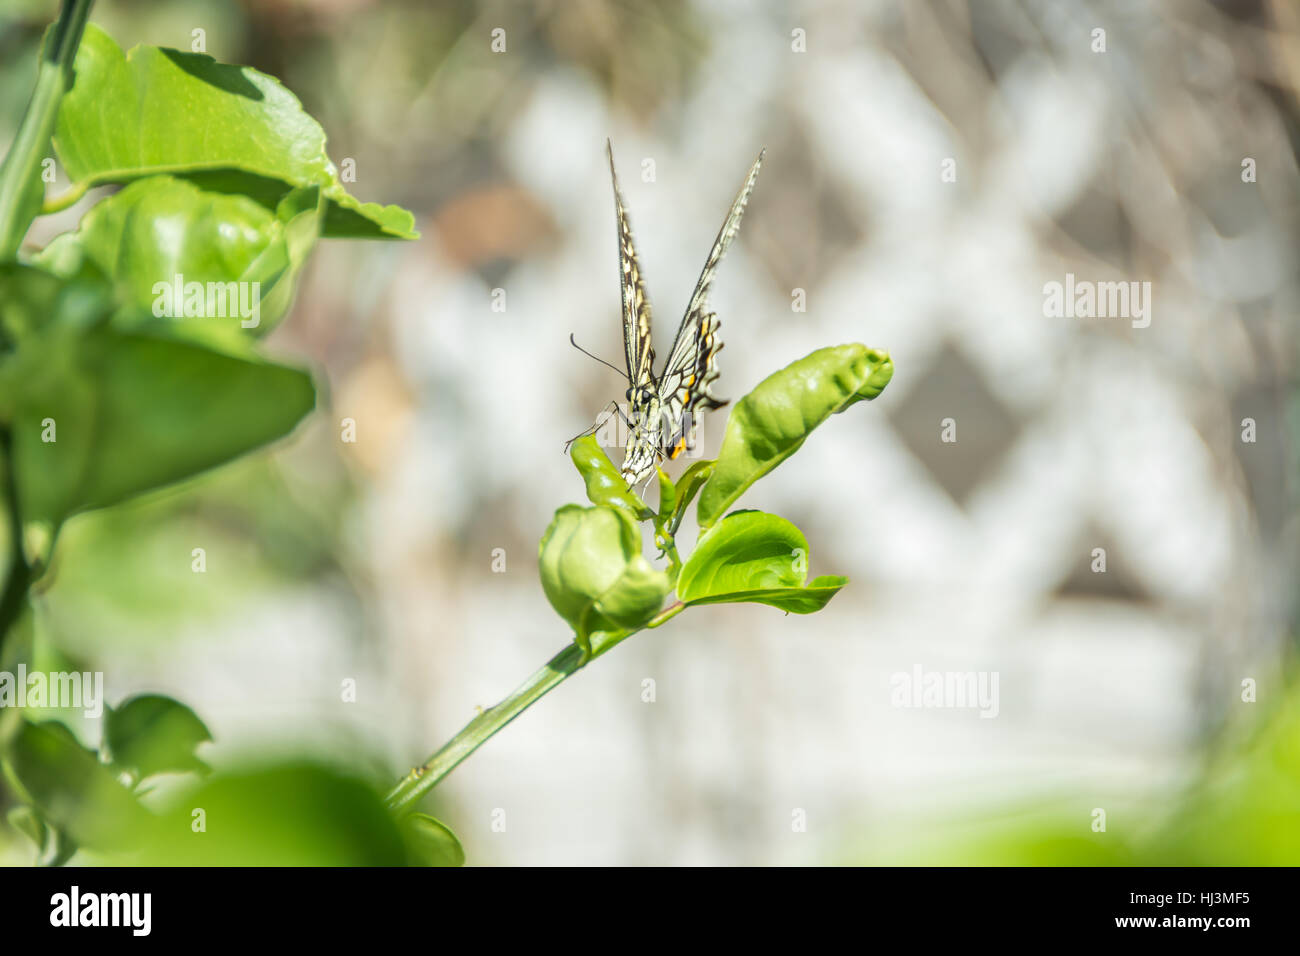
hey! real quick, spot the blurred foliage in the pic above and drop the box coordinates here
[846,681,1300,866]
[2,0,1296,866]
[0,4,430,866]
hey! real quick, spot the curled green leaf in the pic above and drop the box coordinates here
[655,466,676,520]
[538,504,671,649]
[697,345,892,529]
[677,510,847,614]
[570,435,653,521]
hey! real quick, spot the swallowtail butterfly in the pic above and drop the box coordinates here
[599,140,764,486]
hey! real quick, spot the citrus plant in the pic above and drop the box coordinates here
[0,1,428,865]
[386,344,893,815]
[0,1,893,866]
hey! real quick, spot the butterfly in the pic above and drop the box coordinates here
[595,140,765,487]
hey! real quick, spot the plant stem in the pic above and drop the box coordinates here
[386,642,584,813]
[386,601,688,813]
[0,427,30,658]
[0,0,92,651]
[0,0,94,258]
[40,179,88,215]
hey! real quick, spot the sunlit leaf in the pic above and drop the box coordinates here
[677,510,846,613]
[655,466,675,520]
[569,435,652,520]
[53,25,416,240]
[34,176,323,342]
[697,345,892,528]
[32,178,322,345]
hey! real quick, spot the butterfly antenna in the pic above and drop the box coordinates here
[563,400,634,453]
[569,333,632,383]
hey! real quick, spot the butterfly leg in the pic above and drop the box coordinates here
[562,400,625,453]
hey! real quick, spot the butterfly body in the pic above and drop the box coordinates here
[604,141,764,486]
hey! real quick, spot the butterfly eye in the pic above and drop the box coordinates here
[625,387,634,402]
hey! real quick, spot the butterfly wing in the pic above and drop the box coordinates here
[607,140,655,391]
[656,148,765,461]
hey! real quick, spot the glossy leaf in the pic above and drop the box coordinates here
[570,435,653,520]
[677,510,847,614]
[104,694,212,779]
[0,321,316,526]
[697,345,893,528]
[655,466,675,520]
[667,459,714,535]
[402,813,466,867]
[53,25,416,240]
[538,504,670,647]
[681,576,847,613]
[34,176,323,342]
[2,720,145,851]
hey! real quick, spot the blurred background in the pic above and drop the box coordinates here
[2,0,1298,864]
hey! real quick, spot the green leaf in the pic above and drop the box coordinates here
[677,510,847,614]
[5,805,77,867]
[0,322,316,526]
[697,345,893,529]
[34,176,323,341]
[570,435,653,520]
[681,576,847,613]
[104,694,212,779]
[0,260,108,343]
[2,720,145,851]
[655,466,676,519]
[538,504,671,648]
[134,763,408,865]
[667,459,714,535]
[401,813,466,867]
[5,804,78,867]
[7,804,46,848]
[53,24,416,240]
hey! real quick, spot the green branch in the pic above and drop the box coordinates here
[385,601,686,813]
[40,178,88,215]
[0,0,94,258]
